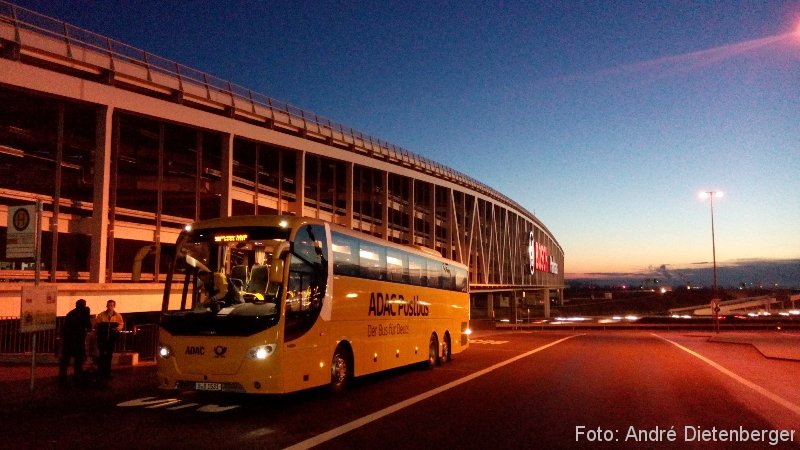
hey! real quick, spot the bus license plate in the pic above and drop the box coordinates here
[195,382,222,391]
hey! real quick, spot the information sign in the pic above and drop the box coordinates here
[20,285,57,332]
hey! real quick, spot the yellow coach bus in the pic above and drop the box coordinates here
[157,215,470,394]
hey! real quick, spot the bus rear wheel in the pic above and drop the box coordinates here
[441,333,451,363]
[330,347,352,393]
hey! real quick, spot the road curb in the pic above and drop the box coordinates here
[708,333,800,362]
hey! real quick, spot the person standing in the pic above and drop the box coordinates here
[59,299,92,387]
[95,299,124,381]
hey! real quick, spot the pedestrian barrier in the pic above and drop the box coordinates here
[0,316,160,360]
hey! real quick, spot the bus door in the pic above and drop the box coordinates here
[282,224,331,389]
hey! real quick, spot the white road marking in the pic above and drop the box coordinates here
[146,399,182,409]
[117,396,238,413]
[470,339,509,345]
[167,402,200,410]
[244,427,276,439]
[197,404,240,413]
[118,397,178,408]
[283,334,582,450]
[653,333,800,418]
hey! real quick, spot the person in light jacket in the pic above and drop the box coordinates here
[95,299,124,381]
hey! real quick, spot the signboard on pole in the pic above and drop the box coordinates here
[7,205,37,259]
[20,285,57,332]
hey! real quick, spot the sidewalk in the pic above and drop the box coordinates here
[707,331,800,361]
[0,356,156,409]
[0,351,149,381]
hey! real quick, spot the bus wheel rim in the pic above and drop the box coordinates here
[332,355,347,384]
[429,337,438,366]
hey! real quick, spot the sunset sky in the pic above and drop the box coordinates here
[16,0,800,278]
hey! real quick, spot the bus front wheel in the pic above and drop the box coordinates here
[427,334,439,369]
[330,347,352,393]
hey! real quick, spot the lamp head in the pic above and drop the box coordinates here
[698,191,723,199]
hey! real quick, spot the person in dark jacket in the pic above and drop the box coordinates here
[59,299,92,387]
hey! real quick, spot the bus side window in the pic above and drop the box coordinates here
[332,232,359,276]
[286,271,305,312]
[408,254,425,286]
[455,267,468,292]
[426,259,441,289]
[359,242,386,280]
[440,264,455,290]
[386,249,407,283]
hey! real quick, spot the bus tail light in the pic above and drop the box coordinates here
[247,344,276,360]
[461,322,471,346]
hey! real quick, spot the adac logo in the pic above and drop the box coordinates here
[213,346,228,358]
[186,346,204,355]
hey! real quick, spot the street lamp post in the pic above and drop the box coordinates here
[699,190,723,331]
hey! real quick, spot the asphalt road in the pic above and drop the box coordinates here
[2,331,798,449]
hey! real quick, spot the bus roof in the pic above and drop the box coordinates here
[184,215,467,270]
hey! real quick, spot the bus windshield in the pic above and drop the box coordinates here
[161,225,292,336]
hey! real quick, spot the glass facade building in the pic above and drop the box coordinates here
[0,3,563,323]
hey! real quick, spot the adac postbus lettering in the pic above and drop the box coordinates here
[368,292,429,317]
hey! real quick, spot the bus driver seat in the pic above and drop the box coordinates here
[245,265,268,301]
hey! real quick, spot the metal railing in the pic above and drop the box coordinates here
[0,1,559,244]
[0,316,159,360]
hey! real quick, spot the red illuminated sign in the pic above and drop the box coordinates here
[527,231,558,275]
[535,241,549,273]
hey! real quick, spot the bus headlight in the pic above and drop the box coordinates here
[247,344,276,360]
[158,344,173,359]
